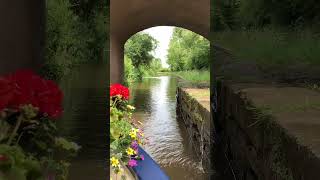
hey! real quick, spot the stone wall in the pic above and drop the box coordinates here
[214,81,320,180]
[176,87,212,174]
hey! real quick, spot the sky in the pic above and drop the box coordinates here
[142,26,174,68]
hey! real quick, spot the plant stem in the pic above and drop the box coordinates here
[15,131,24,145]
[112,97,119,107]
[7,115,23,145]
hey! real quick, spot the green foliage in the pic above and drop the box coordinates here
[43,0,109,81]
[69,0,108,21]
[212,0,240,31]
[39,62,64,81]
[125,33,158,68]
[213,28,320,68]
[0,145,42,180]
[123,32,163,84]
[110,94,144,174]
[212,0,320,31]
[150,58,162,72]
[124,55,162,85]
[167,28,210,71]
[55,137,81,153]
[124,56,138,86]
[0,105,80,180]
[172,70,210,83]
[212,0,320,80]
[45,0,84,78]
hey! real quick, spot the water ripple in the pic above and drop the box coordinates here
[131,76,207,179]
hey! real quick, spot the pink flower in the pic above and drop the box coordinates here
[140,155,145,161]
[128,159,138,167]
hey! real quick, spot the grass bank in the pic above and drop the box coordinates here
[161,70,210,84]
[213,28,320,68]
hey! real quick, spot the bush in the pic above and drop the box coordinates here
[124,56,162,85]
[39,62,64,81]
[44,0,108,81]
[124,56,138,86]
[44,0,84,80]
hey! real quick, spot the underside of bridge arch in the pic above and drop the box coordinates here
[110,0,210,83]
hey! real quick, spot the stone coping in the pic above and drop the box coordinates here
[219,82,320,179]
[232,84,320,157]
[182,88,210,111]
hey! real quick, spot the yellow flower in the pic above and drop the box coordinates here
[129,128,139,139]
[132,128,139,133]
[129,131,137,139]
[126,147,135,156]
[110,157,120,167]
[137,139,142,145]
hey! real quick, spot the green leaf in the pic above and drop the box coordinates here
[54,137,81,152]
[0,120,11,143]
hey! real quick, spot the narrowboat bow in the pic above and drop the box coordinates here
[131,146,170,180]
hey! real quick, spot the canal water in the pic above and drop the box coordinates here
[130,76,207,180]
[57,63,108,180]
[56,63,207,179]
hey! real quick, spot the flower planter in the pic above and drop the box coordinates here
[110,84,145,178]
[0,70,79,180]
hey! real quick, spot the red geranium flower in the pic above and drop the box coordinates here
[0,154,8,161]
[0,69,63,118]
[5,70,43,109]
[36,80,63,118]
[110,84,130,100]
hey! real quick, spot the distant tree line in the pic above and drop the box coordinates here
[212,0,320,31]
[167,28,210,71]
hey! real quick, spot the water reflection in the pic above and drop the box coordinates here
[57,63,108,180]
[130,76,207,179]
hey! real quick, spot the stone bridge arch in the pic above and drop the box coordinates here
[110,0,210,83]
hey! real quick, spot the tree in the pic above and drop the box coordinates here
[124,33,158,68]
[167,28,210,71]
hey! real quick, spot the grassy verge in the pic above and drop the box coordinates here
[162,70,210,84]
[213,28,320,68]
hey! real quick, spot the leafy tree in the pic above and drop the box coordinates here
[124,33,158,68]
[167,28,210,71]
